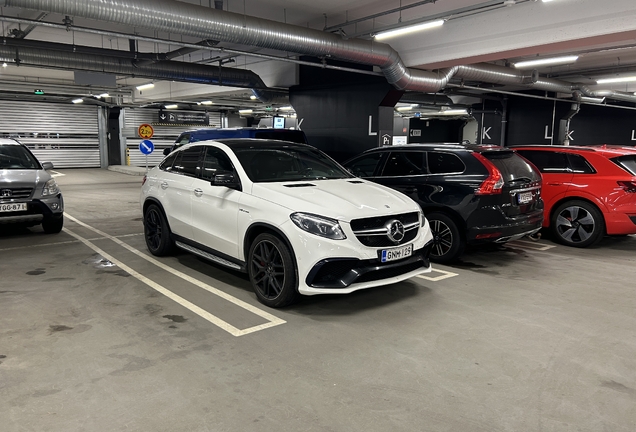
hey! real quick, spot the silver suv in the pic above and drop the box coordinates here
[0,138,64,233]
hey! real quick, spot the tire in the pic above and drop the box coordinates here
[42,215,63,234]
[143,204,174,256]
[551,200,604,248]
[427,212,464,263]
[248,233,299,308]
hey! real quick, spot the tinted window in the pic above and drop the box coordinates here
[516,150,568,173]
[381,151,427,176]
[428,151,465,174]
[159,152,178,171]
[568,154,595,174]
[0,144,39,169]
[483,151,540,182]
[612,155,636,175]
[253,130,307,144]
[177,133,191,145]
[200,147,234,181]
[234,146,351,182]
[172,147,202,176]
[345,153,383,177]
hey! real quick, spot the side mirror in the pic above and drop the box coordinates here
[213,171,242,191]
[163,148,171,156]
[42,162,54,170]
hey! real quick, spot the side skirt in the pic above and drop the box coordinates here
[174,238,247,273]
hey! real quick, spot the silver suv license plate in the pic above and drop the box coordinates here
[381,244,413,262]
[0,203,27,212]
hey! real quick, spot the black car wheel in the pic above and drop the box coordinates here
[248,233,299,308]
[551,200,604,247]
[427,212,464,263]
[144,204,174,256]
[42,215,63,234]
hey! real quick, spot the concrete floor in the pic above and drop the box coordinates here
[1,168,635,432]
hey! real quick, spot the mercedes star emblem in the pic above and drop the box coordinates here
[385,219,405,243]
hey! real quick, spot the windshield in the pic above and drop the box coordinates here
[234,146,353,182]
[0,144,40,170]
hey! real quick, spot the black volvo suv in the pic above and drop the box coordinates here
[343,143,544,263]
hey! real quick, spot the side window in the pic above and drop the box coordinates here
[427,151,465,174]
[381,152,427,177]
[200,147,234,181]
[516,150,569,173]
[568,154,595,174]
[172,146,202,176]
[159,152,178,171]
[346,153,383,177]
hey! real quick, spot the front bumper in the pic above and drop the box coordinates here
[0,194,64,225]
[283,217,434,296]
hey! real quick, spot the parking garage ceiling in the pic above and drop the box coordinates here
[1,0,636,113]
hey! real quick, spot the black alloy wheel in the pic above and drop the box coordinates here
[248,233,299,308]
[551,200,604,248]
[144,204,174,256]
[427,212,464,263]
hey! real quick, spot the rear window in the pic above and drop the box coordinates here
[483,151,540,182]
[612,155,636,175]
[428,151,465,174]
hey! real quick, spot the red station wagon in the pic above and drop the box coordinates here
[513,145,636,247]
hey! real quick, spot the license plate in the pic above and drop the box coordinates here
[0,203,27,212]
[381,244,413,263]
[517,191,533,204]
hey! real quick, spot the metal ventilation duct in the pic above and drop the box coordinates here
[3,0,636,103]
[0,38,266,89]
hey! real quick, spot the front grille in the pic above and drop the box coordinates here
[0,187,34,201]
[307,246,430,289]
[351,211,420,247]
[350,212,419,231]
[356,229,418,247]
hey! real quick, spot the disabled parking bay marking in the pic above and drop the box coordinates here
[63,213,286,337]
[416,268,459,282]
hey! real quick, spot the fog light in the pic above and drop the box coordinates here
[51,203,59,210]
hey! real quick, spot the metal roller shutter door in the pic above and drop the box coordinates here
[123,109,222,167]
[0,101,100,168]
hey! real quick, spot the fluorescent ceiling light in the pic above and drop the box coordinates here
[72,98,84,104]
[514,55,579,69]
[200,100,213,105]
[440,109,468,115]
[239,109,253,114]
[250,95,257,100]
[1,62,7,68]
[375,19,444,41]
[96,93,109,99]
[596,76,636,84]
[278,106,293,111]
[136,83,155,91]
[164,104,178,109]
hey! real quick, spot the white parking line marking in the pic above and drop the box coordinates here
[64,213,286,336]
[416,268,459,282]
[50,170,65,178]
[507,239,556,251]
[0,233,143,252]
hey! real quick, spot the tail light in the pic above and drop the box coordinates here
[473,153,504,195]
[617,180,636,193]
[141,175,147,186]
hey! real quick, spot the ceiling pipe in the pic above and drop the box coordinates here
[0,38,269,90]
[3,0,636,103]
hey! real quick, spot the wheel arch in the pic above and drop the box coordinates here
[549,195,607,234]
[423,206,467,240]
[243,222,299,273]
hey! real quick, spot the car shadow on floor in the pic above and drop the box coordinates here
[173,251,433,315]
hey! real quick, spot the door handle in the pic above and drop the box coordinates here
[193,188,203,197]
[160,181,169,190]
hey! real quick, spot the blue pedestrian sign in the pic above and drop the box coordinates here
[139,139,154,155]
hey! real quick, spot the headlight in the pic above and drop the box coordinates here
[290,212,346,240]
[42,179,59,196]
[420,208,426,227]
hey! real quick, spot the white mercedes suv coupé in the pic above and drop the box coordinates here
[141,139,433,307]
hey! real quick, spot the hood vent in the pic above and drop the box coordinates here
[283,183,316,188]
